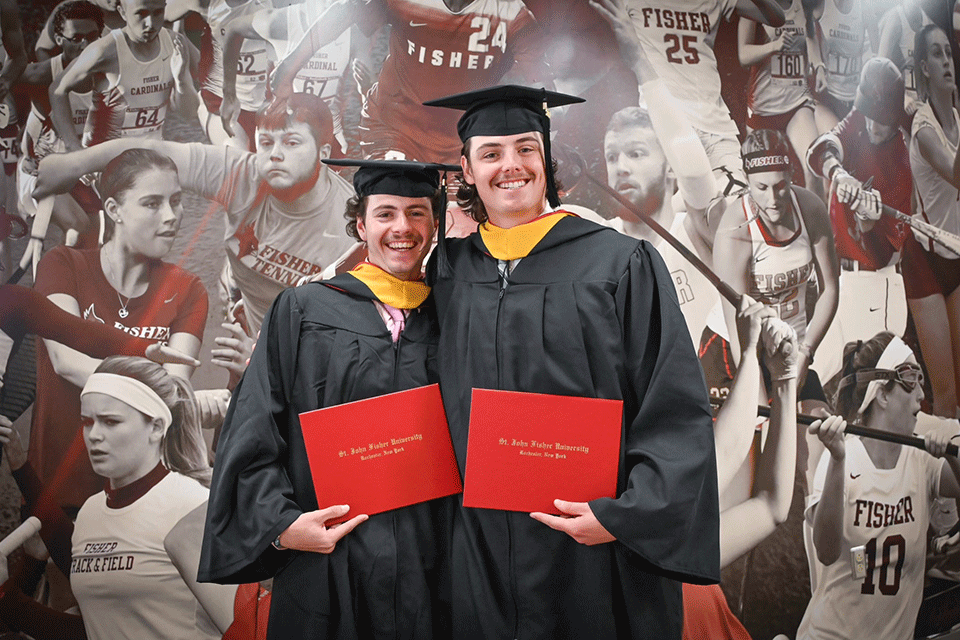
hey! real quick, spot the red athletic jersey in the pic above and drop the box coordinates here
[828,109,912,270]
[361,0,541,158]
[30,247,207,509]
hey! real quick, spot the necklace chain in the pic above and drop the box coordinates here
[103,253,132,319]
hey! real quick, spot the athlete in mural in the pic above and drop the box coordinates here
[799,333,960,639]
[35,93,354,338]
[739,0,820,191]
[31,148,207,514]
[878,0,933,127]
[49,0,197,150]
[806,0,870,132]
[165,0,274,151]
[17,1,102,248]
[219,0,368,153]
[268,0,547,163]
[805,57,912,383]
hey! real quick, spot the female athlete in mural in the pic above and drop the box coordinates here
[904,23,960,419]
[30,148,207,512]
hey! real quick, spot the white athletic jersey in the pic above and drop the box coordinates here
[911,101,960,257]
[71,473,216,640]
[744,190,815,340]
[884,5,932,98]
[181,143,355,334]
[797,439,941,640]
[627,0,740,137]
[748,0,810,116]
[816,0,865,103]
[20,54,92,171]
[202,0,274,110]
[256,2,351,145]
[83,29,176,144]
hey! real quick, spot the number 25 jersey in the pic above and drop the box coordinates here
[627,0,739,137]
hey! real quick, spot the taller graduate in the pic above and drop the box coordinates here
[198,159,458,639]
[424,85,721,639]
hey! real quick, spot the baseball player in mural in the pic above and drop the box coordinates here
[800,333,960,639]
[805,57,912,385]
[49,0,197,150]
[805,0,870,132]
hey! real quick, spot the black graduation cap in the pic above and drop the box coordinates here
[323,158,461,198]
[423,85,585,209]
[323,158,461,277]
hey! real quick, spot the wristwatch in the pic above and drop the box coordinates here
[271,534,286,550]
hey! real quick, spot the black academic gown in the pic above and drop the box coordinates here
[197,275,449,640]
[429,215,720,640]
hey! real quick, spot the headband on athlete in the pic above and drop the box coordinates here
[836,336,916,415]
[81,373,173,435]
[743,151,792,175]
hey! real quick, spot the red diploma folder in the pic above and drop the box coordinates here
[299,384,462,524]
[462,389,623,514]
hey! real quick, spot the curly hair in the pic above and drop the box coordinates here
[53,0,104,38]
[456,140,564,224]
[343,189,446,241]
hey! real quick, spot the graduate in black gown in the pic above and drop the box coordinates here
[422,85,721,639]
[197,159,458,640]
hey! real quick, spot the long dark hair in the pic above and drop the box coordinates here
[93,356,211,487]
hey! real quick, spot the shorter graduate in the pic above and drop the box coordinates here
[198,159,458,640]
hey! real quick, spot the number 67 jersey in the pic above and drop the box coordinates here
[627,0,740,138]
[798,438,942,640]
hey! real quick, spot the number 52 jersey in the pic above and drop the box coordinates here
[626,0,739,137]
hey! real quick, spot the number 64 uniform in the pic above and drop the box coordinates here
[798,437,941,640]
[83,29,179,146]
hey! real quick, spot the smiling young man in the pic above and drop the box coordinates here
[36,93,356,337]
[423,85,720,639]
[198,158,458,639]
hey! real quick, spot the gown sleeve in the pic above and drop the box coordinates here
[590,241,721,585]
[198,289,305,584]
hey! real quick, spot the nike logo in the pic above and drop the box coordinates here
[850,473,861,480]
[409,21,427,27]
[754,255,767,262]
[869,306,880,312]
[164,293,178,303]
